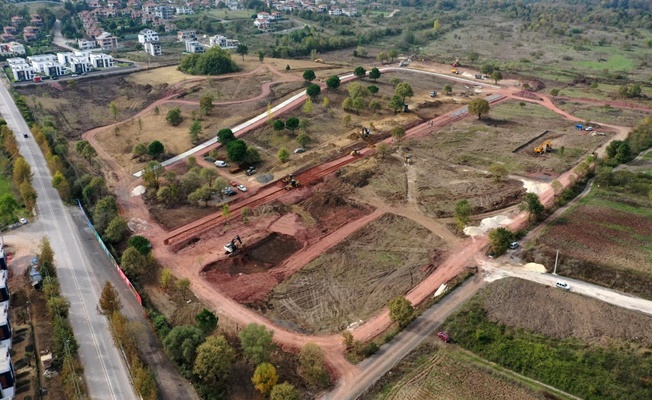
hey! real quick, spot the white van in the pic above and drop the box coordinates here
[214,160,227,167]
[556,282,571,291]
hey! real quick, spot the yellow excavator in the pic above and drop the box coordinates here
[533,140,553,155]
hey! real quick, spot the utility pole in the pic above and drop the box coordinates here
[553,250,559,275]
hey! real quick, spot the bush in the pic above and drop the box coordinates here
[178,47,239,75]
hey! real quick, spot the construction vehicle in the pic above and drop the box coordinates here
[451,68,459,74]
[281,173,294,184]
[285,179,300,190]
[533,140,553,155]
[314,58,324,63]
[405,154,413,165]
[245,166,256,176]
[224,235,243,255]
[350,148,361,156]
[452,58,461,68]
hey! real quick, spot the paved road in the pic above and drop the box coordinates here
[483,264,652,316]
[53,19,76,51]
[324,277,485,400]
[0,83,137,399]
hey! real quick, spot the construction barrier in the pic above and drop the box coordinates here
[76,200,142,305]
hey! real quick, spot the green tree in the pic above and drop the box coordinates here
[352,97,365,114]
[369,67,381,81]
[326,75,340,90]
[306,84,321,100]
[395,82,414,102]
[252,362,278,395]
[270,382,300,400]
[302,69,316,82]
[159,268,173,289]
[342,97,353,111]
[166,107,183,126]
[148,141,165,159]
[47,296,70,319]
[369,100,381,113]
[189,120,202,143]
[13,157,32,186]
[278,148,290,163]
[388,94,404,112]
[199,95,214,116]
[550,88,560,96]
[188,185,213,206]
[298,343,330,388]
[19,180,37,211]
[388,296,414,328]
[388,49,398,62]
[367,85,379,95]
[488,227,513,256]
[273,119,285,131]
[217,128,236,144]
[521,192,545,222]
[199,168,217,186]
[194,308,218,335]
[99,281,123,316]
[286,117,300,133]
[376,51,388,64]
[129,236,151,255]
[354,66,366,79]
[0,194,18,223]
[488,163,508,183]
[93,196,118,234]
[178,47,239,75]
[104,216,128,244]
[454,200,471,230]
[176,278,191,300]
[296,133,311,148]
[348,82,370,99]
[303,98,313,114]
[236,43,248,61]
[605,140,632,163]
[468,98,490,119]
[376,142,391,158]
[443,85,452,95]
[120,247,147,277]
[322,97,329,108]
[226,139,248,163]
[480,64,495,74]
[132,143,147,158]
[193,335,235,386]
[467,51,479,63]
[490,71,503,84]
[109,101,119,120]
[391,126,405,142]
[52,171,71,201]
[164,325,206,367]
[239,323,275,365]
[245,147,261,164]
[258,50,265,63]
[75,140,96,162]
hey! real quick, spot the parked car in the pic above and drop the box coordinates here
[437,332,451,343]
[23,133,27,138]
[229,180,238,187]
[294,148,305,154]
[245,166,256,176]
[585,126,594,131]
[214,160,227,167]
[509,242,519,250]
[236,184,247,192]
[556,281,571,291]
[221,187,236,196]
[19,218,28,225]
[71,74,78,77]
[51,76,59,80]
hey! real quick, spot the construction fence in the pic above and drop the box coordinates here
[76,200,143,305]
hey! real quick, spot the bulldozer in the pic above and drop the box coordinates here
[224,235,243,255]
[285,179,300,190]
[281,173,294,184]
[533,140,553,155]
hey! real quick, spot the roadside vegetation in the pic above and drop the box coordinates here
[0,124,37,227]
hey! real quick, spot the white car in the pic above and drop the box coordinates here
[556,281,571,291]
[19,218,28,225]
[585,126,593,131]
[214,160,227,167]
[236,184,247,192]
[509,242,519,250]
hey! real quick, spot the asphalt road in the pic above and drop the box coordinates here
[0,82,137,399]
[324,277,484,400]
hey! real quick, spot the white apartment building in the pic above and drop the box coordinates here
[78,38,97,50]
[0,42,25,56]
[70,54,92,73]
[143,41,162,56]
[138,28,159,44]
[177,29,196,42]
[7,58,35,81]
[89,53,115,68]
[185,40,204,53]
[27,54,65,76]
[209,35,240,50]
[0,307,11,350]
[0,345,14,399]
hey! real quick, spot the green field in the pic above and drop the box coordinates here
[206,9,254,19]
[575,53,635,72]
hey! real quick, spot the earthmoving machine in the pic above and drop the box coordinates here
[451,68,459,74]
[533,140,553,155]
[285,178,300,190]
[452,58,461,68]
[352,127,375,148]
[224,235,243,255]
[281,173,294,184]
[405,154,413,165]
[350,148,361,156]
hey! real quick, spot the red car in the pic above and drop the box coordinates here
[437,332,451,343]
[230,180,238,187]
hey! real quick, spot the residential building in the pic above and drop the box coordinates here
[30,15,43,26]
[0,249,5,270]
[78,38,97,50]
[256,12,271,20]
[0,345,15,399]
[0,42,25,56]
[223,0,240,10]
[154,5,174,19]
[0,270,8,309]
[0,34,14,43]
[138,28,159,44]
[254,18,270,31]
[10,16,24,26]
[0,306,11,350]
[270,11,282,20]
[328,7,341,15]
[28,55,65,76]
[177,29,196,42]
[142,2,157,14]
[89,52,115,68]
[70,54,92,73]
[95,32,118,50]
[3,27,16,35]
[209,35,239,49]
[8,58,34,81]
[87,0,102,8]
[318,4,328,12]
[342,7,356,16]
[185,40,204,53]
[143,41,162,56]
[176,6,194,15]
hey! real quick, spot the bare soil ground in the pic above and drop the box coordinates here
[179,70,279,102]
[262,213,447,334]
[16,75,164,137]
[483,278,652,345]
[368,346,546,400]
[555,100,650,127]
[339,156,408,206]
[413,101,606,175]
[150,205,221,231]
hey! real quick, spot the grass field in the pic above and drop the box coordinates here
[575,53,634,72]
[556,102,650,126]
[443,278,652,400]
[370,346,551,400]
[0,173,12,198]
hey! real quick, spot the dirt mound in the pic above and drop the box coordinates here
[482,278,652,346]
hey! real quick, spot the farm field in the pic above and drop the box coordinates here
[532,170,652,297]
[442,278,652,400]
[263,213,447,334]
[555,101,650,127]
[368,346,548,400]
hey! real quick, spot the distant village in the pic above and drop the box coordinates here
[2,0,360,81]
